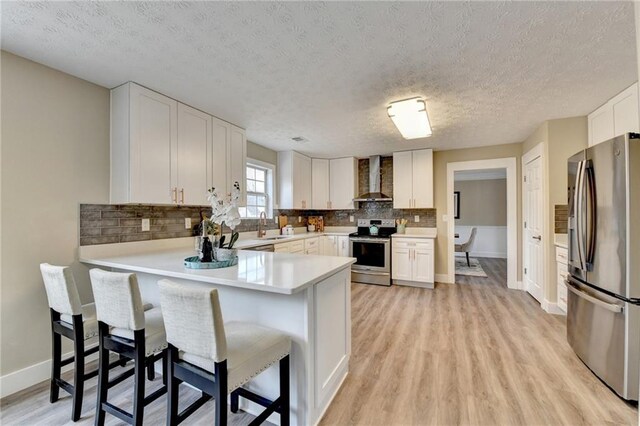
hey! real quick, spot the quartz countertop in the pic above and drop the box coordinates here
[391,228,437,239]
[79,239,355,295]
[233,229,354,250]
[554,234,568,249]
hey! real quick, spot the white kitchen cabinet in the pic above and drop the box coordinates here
[391,237,435,288]
[305,237,320,255]
[393,149,433,209]
[556,245,568,314]
[320,235,338,256]
[337,236,350,257]
[588,82,639,147]
[278,151,312,209]
[329,157,358,210]
[111,82,246,206]
[274,242,290,253]
[177,103,211,205]
[111,82,178,204]
[312,159,331,209]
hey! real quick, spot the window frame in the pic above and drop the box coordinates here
[241,158,275,219]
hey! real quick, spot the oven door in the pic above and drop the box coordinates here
[349,238,390,273]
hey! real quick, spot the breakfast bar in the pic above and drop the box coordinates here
[79,238,355,426]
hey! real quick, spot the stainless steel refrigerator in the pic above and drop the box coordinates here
[567,133,640,401]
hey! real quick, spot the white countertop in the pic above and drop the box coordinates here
[391,228,437,239]
[554,234,568,249]
[79,239,355,295]
[233,228,354,250]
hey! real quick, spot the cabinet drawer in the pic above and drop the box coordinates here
[290,240,305,253]
[555,246,568,263]
[274,243,290,253]
[392,238,433,249]
[304,237,319,249]
[557,261,568,276]
[557,280,568,312]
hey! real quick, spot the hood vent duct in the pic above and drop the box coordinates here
[353,156,393,202]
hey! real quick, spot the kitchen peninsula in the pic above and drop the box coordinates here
[79,238,355,426]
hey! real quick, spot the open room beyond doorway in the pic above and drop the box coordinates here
[446,158,518,288]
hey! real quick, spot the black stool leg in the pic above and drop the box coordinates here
[466,251,470,267]
[230,390,239,413]
[95,323,110,426]
[71,315,85,421]
[166,346,180,426]
[214,361,228,426]
[50,327,61,403]
[132,330,146,426]
[162,349,168,386]
[279,356,290,426]
[147,361,156,381]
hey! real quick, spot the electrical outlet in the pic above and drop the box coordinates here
[349,215,355,222]
[185,218,192,229]
[298,216,302,223]
[141,218,150,232]
[414,215,420,223]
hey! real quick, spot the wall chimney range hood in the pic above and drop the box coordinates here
[353,156,393,202]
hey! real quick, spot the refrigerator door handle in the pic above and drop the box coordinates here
[575,160,586,270]
[566,278,624,313]
[584,161,597,269]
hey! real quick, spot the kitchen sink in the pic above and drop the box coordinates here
[259,236,291,240]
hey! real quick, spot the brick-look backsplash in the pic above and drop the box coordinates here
[554,204,568,234]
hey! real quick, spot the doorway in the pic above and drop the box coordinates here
[446,158,518,288]
[522,144,545,302]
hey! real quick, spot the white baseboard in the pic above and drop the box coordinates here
[541,299,565,315]
[435,273,452,284]
[0,346,98,399]
[455,251,507,259]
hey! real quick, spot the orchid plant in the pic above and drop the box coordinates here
[207,181,242,249]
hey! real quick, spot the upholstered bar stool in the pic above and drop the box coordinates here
[90,269,168,426]
[158,279,291,426]
[40,263,133,422]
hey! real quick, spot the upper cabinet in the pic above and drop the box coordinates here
[588,82,639,147]
[278,151,312,209]
[329,157,358,210]
[110,82,246,205]
[311,159,330,209]
[393,149,433,209]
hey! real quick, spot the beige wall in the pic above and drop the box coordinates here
[454,179,506,226]
[434,143,523,279]
[0,51,110,376]
[247,141,277,165]
[522,117,587,304]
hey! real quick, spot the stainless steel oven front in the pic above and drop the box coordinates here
[349,237,391,286]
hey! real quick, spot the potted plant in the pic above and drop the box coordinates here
[207,182,242,261]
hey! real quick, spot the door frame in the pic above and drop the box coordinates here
[446,157,518,288]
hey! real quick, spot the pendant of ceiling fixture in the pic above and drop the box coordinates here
[387,97,432,139]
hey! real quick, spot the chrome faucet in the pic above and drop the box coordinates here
[257,211,267,238]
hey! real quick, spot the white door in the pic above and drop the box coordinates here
[393,151,413,209]
[413,248,434,283]
[211,117,229,196]
[229,125,247,206]
[391,247,412,281]
[177,103,210,205]
[130,84,177,204]
[523,152,544,302]
[329,157,356,210]
[312,159,330,209]
[411,149,433,208]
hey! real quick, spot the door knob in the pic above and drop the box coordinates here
[532,235,542,241]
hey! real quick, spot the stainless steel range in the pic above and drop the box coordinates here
[349,219,396,286]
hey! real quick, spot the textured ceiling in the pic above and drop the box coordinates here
[2,1,637,157]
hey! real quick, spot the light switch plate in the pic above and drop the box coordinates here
[141,218,150,232]
[185,218,192,229]
[349,215,355,222]
[414,215,420,223]
[298,216,302,223]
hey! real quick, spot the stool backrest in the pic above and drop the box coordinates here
[158,279,227,362]
[40,263,82,316]
[89,269,145,331]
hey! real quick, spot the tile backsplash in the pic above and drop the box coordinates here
[80,202,437,246]
[555,204,568,234]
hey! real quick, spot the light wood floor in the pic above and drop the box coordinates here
[1,257,637,425]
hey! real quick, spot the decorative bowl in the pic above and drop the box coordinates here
[215,248,238,262]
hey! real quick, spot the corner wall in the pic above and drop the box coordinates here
[0,51,110,379]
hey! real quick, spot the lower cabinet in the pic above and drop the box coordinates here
[556,245,568,313]
[391,238,435,288]
[273,240,303,254]
[275,235,351,257]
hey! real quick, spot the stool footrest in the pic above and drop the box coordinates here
[248,396,282,426]
[143,386,167,406]
[102,402,133,424]
[54,378,74,396]
[177,393,211,424]
[107,367,136,389]
[236,387,274,409]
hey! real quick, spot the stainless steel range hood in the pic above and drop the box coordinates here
[353,156,393,202]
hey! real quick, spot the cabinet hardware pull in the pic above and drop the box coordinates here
[180,188,185,204]
[172,187,178,203]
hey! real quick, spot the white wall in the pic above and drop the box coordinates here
[0,51,110,394]
[454,225,507,259]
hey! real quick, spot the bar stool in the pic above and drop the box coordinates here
[90,269,168,426]
[158,279,291,426]
[40,263,135,422]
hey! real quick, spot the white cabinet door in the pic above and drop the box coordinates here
[391,247,412,281]
[412,149,433,208]
[329,157,357,210]
[291,152,312,209]
[393,151,413,209]
[211,117,229,195]
[612,83,639,137]
[588,103,614,147]
[321,236,338,256]
[130,83,178,204]
[229,125,247,206]
[412,248,434,283]
[312,159,330,209]
[177,103,211,205]
[337,236,350,257]
[274,242,290,253]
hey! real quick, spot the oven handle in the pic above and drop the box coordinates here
[351,270,390,276]
[349,238,390,243]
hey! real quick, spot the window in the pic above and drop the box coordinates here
[239,160,274,219]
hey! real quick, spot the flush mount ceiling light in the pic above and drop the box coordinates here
[387,97,432,140]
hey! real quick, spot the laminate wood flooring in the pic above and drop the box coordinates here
[2,258,637,425]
